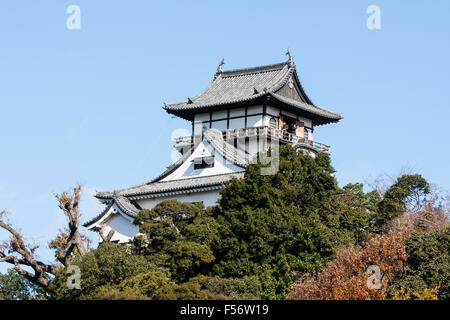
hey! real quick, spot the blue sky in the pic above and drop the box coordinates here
[1,1,449,272]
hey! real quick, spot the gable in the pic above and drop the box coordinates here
[275,73,311,104]
[161,139,245,182]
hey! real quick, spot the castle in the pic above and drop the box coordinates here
[84,52,342,243]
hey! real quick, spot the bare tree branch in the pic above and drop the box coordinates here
[54,186,88,266]
[0,214,53,287]
[0,186,89,289]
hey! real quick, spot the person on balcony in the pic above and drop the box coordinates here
[292,123,297,138]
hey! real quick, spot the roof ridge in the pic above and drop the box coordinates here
[221,60,289,77]
[96,172,244,200]
[269,92,343,119]
[114,195,140,217]
[83,201,113,228]
[154,172,243,186]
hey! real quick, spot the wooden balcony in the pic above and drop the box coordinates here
[174,126,330,154]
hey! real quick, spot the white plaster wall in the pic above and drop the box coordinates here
[247,137,259,156]
[247,105,263,115]
[211,120,227,131]
[266,106,279,116]
[280,110,297,120]
[229,107,245,117]
[90,189,222,244]
[229,117,245,130]
[106,213,140,243]
[162,140,244,181]
[247,115,264,127]
[212,110,227,120]
[137,189,221,211]
[298,116,312,128]
[306,129,314,141]
[195,113,210,122]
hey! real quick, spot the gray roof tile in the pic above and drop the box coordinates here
[95,128,249,201]
[95,172,244,200]
[164,57,342,124]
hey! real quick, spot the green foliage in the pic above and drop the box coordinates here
[154,281,226,300]
[189,275,263,300]
[135,200,205,223]
[0,269,47,300]
[377,174,430,226]
[119,271,175,298]
[114,270,227,300]
[126,145,413,299]
[49,242,155,299]
[133,200,218,283]
[168,241,215,282]
[43,146,444,300]
[211,146,340,298]
[388,226,450,299]
[321,183,379,245]
[83,285,150,300]
[218,148,337,215]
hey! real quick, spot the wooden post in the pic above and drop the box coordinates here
[296,121,304,137]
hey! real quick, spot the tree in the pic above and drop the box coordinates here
[288,232,407,300]
[118,271,175,299]
[212,146,340,298]
[320,183,380,245]
[168,241,215,282]
[49,242,155,299]
[133,200,206,254]
[188,275,263,300]
[387,226,450,299]
[0,269,47,300]
[133,200,218,283]
[289,188,449,300]
[377,174,430,227]
[48,237,225,300]
[0,186,89,289]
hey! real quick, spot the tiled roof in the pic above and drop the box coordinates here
[164,61,289,114]
[270,93,342,122]
[164,56,342,124]
[95,172,244,200]
[114,195,140,217]
[86,171,244,228]
[83,201,113,228]
[166,62,290,110]
[94,127,249,201]
[148,128,248,185]
[82,195,140,228]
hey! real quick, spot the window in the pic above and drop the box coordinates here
[193,156,214,170]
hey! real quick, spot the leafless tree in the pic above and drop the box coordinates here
[0,186,88,288]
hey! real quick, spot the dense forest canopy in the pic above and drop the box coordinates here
[1,145,448,300]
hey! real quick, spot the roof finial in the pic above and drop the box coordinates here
[217,58,225,73]
[286,48,293,64]
[213,58,225,81]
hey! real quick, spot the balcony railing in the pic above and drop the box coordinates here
[174,126,330,154]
